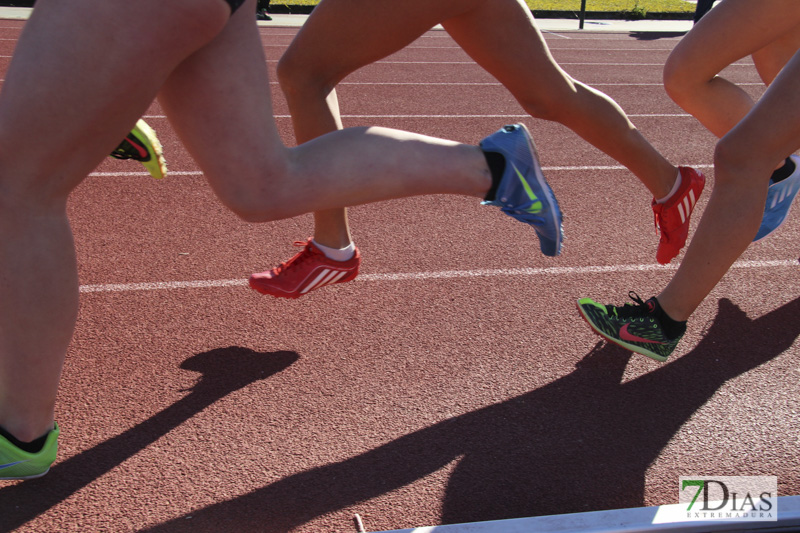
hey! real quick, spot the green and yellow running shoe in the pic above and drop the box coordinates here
[0,423,59,480]
[576,292,685,362]
[110,119,167,179]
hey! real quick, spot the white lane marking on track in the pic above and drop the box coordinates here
[542,31,571,39]
[90,163,714,178]
[140,113,698,119]
[324,82,764,87]
[332,113,694,118]
[80,260,796,294]
[263,60,753,67]
[142,113,696,119]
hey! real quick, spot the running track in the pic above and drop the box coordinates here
[0,19,798,533]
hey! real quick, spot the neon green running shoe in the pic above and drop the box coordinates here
[0,423,60,480]
[110,119,167,179]
[576,292,685,362]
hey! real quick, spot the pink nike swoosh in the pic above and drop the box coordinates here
[619,323,666,344]
[125,136,149,159]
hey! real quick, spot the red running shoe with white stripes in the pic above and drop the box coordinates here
[249,238,361,298]
[652,166,705,265]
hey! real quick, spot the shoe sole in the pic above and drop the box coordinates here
[575,300,668,362]
[0,467,50,480]
[131,119,167,180]
[248,269,358,299]
[518,124,563,256]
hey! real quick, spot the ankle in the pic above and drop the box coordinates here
[0,424,51,453]
[651,297,687,339]
[312,239,355,262]
[655,168,682,204]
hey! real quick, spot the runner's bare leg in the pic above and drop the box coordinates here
[159,0,491,225]
[0,0,231,442]
[277,0,681,249]
[658,51,800,320]
[663,0,800,138]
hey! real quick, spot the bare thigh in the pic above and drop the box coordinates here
[666,0,800,85]
[279,0,487,89]
[442,0,573,110]
[723,50,800,169]
[159,0,288,211]
[0,0,228,200]
[752,23,800,85]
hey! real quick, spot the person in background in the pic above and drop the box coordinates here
[257,0,271,21]
[693,0,715,24]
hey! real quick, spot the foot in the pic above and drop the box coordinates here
[576,293,685,362]
[652,166,705,264]
[249,239,361,298]
[480,124,564,257]
[0,423,59,480]
[754,155,800,241]
[110,119,168,180]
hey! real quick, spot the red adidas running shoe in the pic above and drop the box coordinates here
[249,238,361,298]
[652,166,705,264]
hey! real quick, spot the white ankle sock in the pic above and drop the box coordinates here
[313,240,355,262]
[656,170,682,204]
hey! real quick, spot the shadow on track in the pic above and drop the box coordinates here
[141,297,800,532]
[630,31,688,40]
[0,347,299,533]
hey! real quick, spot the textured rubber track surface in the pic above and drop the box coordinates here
[0,20,797,533]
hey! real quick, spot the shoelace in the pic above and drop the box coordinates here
[110,139,136,160]
[608,291,651,319]
[110,137,150,162]
[652,205,666,237]
[272,241,318,277]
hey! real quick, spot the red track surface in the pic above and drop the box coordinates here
[0,21,798,533]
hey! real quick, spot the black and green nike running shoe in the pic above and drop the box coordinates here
[576,292,685,362]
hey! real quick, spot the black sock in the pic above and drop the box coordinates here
[482,150,506,202]
[651,297,687,340]
[0,425,48,454]
[770,158,795,184]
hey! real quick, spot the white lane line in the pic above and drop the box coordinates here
[328,82,761,87]
[79,260,796,294]
[325,82,762,86]
[263,59,753,67]
[90,163,714,178]
[139,113,695,120]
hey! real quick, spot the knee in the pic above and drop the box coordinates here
[215,159,299,223]
[517,76,593,123]
[712,135,767,189]
[176,0,231,41]
[518,89,573,123]
[663,53,698,107]
[276,49,334,102]
[712,139,740,185]
[137,0,229,54]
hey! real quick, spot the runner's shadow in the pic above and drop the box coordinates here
[0,347,298,533]
[142,297,800,532]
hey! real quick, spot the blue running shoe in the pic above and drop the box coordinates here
[480,124,564,256]
[754,155,800,241]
